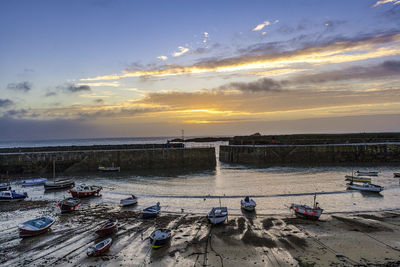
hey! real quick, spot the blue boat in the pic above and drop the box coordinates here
[0,190,28,201]
[20,178,47,186]
[19,216,55,237]
[142,202,161,219]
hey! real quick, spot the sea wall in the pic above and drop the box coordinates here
[0,146,216,175]
[219,144,400,165]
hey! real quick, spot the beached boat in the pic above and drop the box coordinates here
[98,163,120,172]
[68,184,102,198]
[355,171,378,177]
[44,178,75,190]
[346,182,384,193]
[20,178,47,186]
[19,216,55,237]
[289,194,323,220]
[95,218,118,237]
[241,196,256,211]
[87,238,112,256]
[120,195,137,206]
[142,202,161,219]
[394,172,400,178]
[0,190,28,201]
[208,207,228,224]
[0,182,11,191]
[344,175,371,183]
[150,229,171,249]
[58,198,81,213]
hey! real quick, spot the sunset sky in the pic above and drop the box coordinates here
[1,0,400,140]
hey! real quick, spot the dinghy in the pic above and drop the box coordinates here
[68,184,102,198]
[58,198,81,213]
[19,216,55,237]
[20,178,47,186]
[44,178,75,191]
[95,218,118,237]
[241,196,256,211]
[142,202,161,219]
[0,182,11,191]
[87,238,112,256]
[346,182,384,193]
[150,229,171,249]
[208,207,228,224]
[120,195,137,206]
[0,190,28,201]
[290,194,323,220]
[355,171,378,176]
[344,175,371,183]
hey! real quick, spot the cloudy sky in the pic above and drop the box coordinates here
[1,0,400,140]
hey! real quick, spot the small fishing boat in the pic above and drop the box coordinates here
[98,163,120,172]
[0,182,11,191]
[44,178,75,191]
[346,182,384,193]
[0,190,28,201]
[241,196,256,211]
[344,175,371,183]
[289,194,323,220]
[19,216,55,237]
[95,218,118,237]
[355,171,378,177]
[58,198,81,213]
[120,195,138,206]
[87,238,112,256]
[150,229,171,249]
[142,202,161,219]
[208,207,228,224]
[20,178,47,186]
[68,184,102,198]
[394,172,400,178]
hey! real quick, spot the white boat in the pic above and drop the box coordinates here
[346,182,384,193]
[44,159,75,190]
[142,202,161,219]
[208,207,228,224]
[0,182,11,191]
[355,171,378,177]
[20,178,47,186]
[289,194,323,220]
[87,238,112,256]
[120,195,137,206]
[150,229,171,249]
[240,196,256,211]
[0,190,28,201]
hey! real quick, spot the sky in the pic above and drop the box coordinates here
[1,0,400,140]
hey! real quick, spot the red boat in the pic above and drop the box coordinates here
[87,238,112,256]
[95,218,118,237]
[68,184,102,198]
[19,217,55,238]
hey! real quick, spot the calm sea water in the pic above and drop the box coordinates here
[2,138,400,219]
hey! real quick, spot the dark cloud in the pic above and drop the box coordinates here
[94,98,104,104]
[291,60,400,84]
[45,92,57,97]
[220,78,284,93]
[7,81,32,92]
[77,107,168,120]
[0,99,14,108]
[58,84,91,93]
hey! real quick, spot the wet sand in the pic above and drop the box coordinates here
[1,201,400,266]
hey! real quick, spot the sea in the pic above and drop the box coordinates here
[2,137,400,218]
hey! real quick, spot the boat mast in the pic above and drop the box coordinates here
[53,157,56,181]
[313,194,316,208]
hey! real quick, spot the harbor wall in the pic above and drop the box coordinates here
[219,143,400,165]
[0,146,216,175]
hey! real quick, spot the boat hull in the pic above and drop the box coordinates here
[69,186,102,198]
[241,199,256,211]
[346,183,384,192]
[120,199,137,206]
[59,198,81,213]
[150,229,171,249]
[290,204,323,220]
[19,217,55,238]
[208,207,228,224]
[87,238,112,256]
[344,176,371,183]
[394,173,400,178]
[44,180,75,190]
[95,219,118,237]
